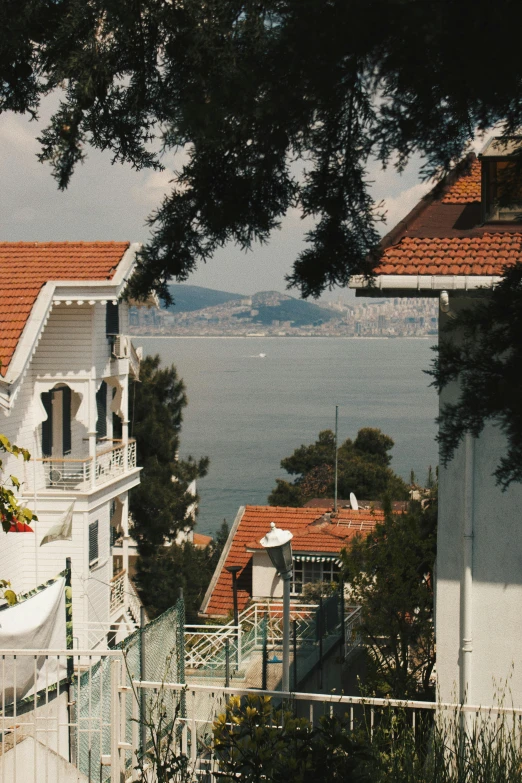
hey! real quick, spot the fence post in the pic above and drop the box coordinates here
[225,639,230,688]
[261,615,268,691]
[318,596,323,690]
[293,619,298,692]
[340,577,345,662]
[110,657,121,783]
[65,558,75,764]
[177,588,186,720]
[237,621,242,671]
[140,606,146,755]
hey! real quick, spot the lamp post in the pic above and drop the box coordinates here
[260,522,293,692]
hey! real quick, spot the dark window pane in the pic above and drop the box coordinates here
[89,520,99,566]
[96,382,107,440]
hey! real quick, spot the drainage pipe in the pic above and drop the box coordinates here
[460,434,475,708]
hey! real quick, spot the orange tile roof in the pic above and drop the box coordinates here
[376,233,522,276]
[441,159,482,204]
[374,152,522,279]
[203,505,383,617]
[0,242,130,376]
[193,532,213,548]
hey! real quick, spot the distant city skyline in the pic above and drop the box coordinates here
[1,96,433,297]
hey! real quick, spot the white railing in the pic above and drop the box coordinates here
[27,439,137,492]
[185,601,352,672]
[38,457,92,489]
[2,649,522,783]
[127,577,146,626]
[110,569,126,615]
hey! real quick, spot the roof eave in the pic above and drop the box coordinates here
[350,274,501,294]
[1,243,141,402]
[199,505,246,616]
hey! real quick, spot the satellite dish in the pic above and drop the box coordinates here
[350,492,359,511]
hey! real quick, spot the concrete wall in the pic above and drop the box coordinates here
[436,299,522,707]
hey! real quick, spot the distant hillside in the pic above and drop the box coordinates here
[166,284,246,312]
[234,290,335,326]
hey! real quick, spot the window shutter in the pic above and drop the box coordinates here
[96,382,107,440]
[41,391,53,457]
[62,386,72,455]
[106,302,119,336]
[89,520,99,566]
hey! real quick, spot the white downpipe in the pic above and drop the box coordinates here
[460,434,475,709]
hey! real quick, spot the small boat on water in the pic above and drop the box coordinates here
[259,353,266,358]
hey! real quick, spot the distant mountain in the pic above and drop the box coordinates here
[165,284,246,312]
[235,290,335,326]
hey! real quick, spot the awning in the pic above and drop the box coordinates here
[293,554,342,567]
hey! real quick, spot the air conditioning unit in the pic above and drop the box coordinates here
[113,336,130,359]
[49,468,63,484]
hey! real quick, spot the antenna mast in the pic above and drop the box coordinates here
[334,405,339,513]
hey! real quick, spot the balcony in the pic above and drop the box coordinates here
[25,438,137,493]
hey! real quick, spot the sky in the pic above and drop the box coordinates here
[0,100,434,300]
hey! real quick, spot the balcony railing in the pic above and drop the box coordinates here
[110,569,126,615]
[26,438,137,492]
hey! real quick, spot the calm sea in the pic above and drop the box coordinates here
[137,337,439,537]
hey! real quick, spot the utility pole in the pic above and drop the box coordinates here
[334,405,339,513]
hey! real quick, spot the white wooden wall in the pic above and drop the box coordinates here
[0,299,133,648]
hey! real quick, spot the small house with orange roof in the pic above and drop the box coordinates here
[200,504,383,618]
[0,242,147,648]
[351,138,522,708]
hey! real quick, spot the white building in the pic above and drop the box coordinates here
[351,141,522,708]
[0,241,145,648]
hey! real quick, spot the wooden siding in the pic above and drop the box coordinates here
[33,304,95,378]
[0,293,137,648]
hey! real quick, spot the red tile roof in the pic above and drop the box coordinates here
[203,505,383,618]
[441,159,482,204]
[376,233,522,276]
[0,242,130,376]
[373,153,522,278]
[193,532,213,548]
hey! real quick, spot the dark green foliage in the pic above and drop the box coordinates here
[130,354,209,556]
[135,541,213,624]
[209,519,230,572]
[268,428,409,506]
[429,264,522,488]
[130,355,210,619]
[6,1,522,301]
[342,494,437,699]
[213,694,375,783]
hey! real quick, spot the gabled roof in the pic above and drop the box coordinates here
[0,242,131,377]
[200,504,383,618]
[350,149,522,293]
[0,242,139,402]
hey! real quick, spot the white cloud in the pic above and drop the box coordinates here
[0,114,39,157]
[380,181,433,233]
[131,169,174,207]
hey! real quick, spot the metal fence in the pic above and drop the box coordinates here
[2,651,522,783]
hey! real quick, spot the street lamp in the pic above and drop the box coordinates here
[260,522,294,692]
